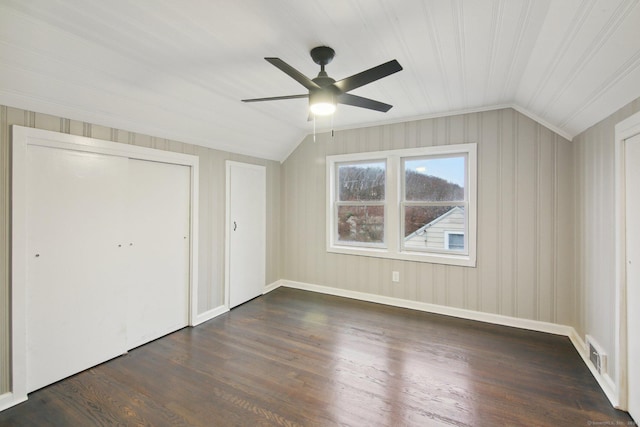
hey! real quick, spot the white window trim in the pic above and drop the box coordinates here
[326,143,477,267]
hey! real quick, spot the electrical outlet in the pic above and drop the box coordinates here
[392,271,400,282]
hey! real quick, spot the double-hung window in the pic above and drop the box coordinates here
[335,160,386,247]
[401,155,468,254]
[327,143,476,267]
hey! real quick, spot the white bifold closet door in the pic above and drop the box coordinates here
[26,146,190,392]
[125,159,190,349]
[26,147,128,392]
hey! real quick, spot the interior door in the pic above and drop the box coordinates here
[227,161,266,308]
[125,159,191,349]
[26,146,128,392]
[626,133,640,422]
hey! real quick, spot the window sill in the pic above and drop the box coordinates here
[327,245,477,267]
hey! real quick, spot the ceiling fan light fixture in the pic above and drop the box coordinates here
[242,47,402,118]
[309,90,336,116]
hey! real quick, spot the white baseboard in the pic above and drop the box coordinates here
[279,279,620,408]
[0,392,27,412]
[281,280,570,335]
[192,280,283,327]
[193,280,282,327]
[263,280,283,294]
[193,305,228,326]
[568,329,619,407]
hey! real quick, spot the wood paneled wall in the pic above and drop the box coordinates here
[0,106,282,395]
[573,96,640,392]
[281,108,575,326]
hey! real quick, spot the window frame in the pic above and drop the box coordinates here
[326,143,477,267]
[334,159,387,249]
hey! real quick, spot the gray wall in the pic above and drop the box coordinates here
[282,108,575,324]
[0,105,282,394]
[573,96,640,390]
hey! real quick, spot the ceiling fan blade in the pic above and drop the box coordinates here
[242,94,308,103]
[265,58,321,91]
[338,93,393,112]
[333,59,403,93]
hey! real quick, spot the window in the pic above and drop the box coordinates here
[402,156,467,254]
[327,143,476,267]
[445,231,465,251]
[336,160,386,247]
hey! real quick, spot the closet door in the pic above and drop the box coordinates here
[26,146,128,392]
[227,161,266,308]
[125,159,191,349]
[625,133,640,421]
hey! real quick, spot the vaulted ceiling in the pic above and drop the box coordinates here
[1,0,639,161]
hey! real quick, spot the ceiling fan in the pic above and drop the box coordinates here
[242,46,403,117]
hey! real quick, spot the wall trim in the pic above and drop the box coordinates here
[568,329,619,407]
[0,392,27,413]
[276,279,620,408]
[510,104,573,142]
[193,305,229,326]
[264,280,284,294]
[281,280,570,335]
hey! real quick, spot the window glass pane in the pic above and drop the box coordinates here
[404,156,465,201]
[337,205,384,243]
[404,206,465,251]
[447,233,464,250]
[338,162,385,201]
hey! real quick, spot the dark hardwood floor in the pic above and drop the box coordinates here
[0,287,634,426]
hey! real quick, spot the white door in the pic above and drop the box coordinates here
[226,161,266,308]
[626,133,640,422]
[25,149,193,392]
[26,147,128,392]
[125,159,191,349]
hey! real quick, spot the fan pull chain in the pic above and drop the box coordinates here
[331,114,334,141]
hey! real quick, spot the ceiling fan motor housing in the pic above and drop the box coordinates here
[310,46,335,66]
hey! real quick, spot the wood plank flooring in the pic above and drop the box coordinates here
[0,287,634,426]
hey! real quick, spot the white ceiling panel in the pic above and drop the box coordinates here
[1,0,639,161]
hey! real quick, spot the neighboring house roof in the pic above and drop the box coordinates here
[404,206,464,241]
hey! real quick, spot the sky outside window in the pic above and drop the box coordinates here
[404,156,465,187]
